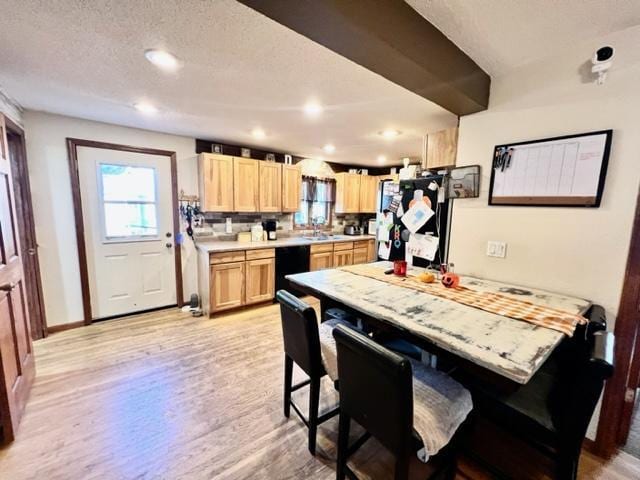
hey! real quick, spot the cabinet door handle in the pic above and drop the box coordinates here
[0,282,16,292]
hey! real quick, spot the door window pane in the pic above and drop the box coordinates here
[100,164,156,202]
[99,164,159,239]
[103,203,158,238]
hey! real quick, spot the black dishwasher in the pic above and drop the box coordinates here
[275,245,310,297]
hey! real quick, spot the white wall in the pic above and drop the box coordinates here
[450,26,640,440]
[24,111,199,327]
[450,28,640,321]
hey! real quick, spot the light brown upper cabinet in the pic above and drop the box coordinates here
[282,164,302,212]
[259,162,282,212]
[359,175,378,213]
[233,158,259,212]
[199,153,234,212]
[335,173,361,213]
[426,127,458,170]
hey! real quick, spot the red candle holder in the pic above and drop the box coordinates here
[393,260,407,277]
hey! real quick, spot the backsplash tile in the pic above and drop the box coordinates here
[197,211,375,239]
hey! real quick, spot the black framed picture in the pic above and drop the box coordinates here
[488,130,613,207]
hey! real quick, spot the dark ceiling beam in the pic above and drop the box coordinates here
[237,0,490,116]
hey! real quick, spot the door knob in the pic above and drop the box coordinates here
[166,242,173,248]
[27,248,36,256]
[0,282,16,291]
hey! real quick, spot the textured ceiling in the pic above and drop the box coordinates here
[406,0,640,76]
[0,0,458,166]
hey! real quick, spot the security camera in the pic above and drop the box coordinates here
[591,46,615,85]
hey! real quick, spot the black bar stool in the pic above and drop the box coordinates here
[277,290,352,455]
[333,324,472,480]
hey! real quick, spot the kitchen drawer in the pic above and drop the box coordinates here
[333,241,354,251]
[210,251,246,265]
[310,243,334,254]
[246,248,275,260]
[354,240,370,249]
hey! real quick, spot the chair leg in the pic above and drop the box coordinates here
[337,412,351,480]
[444,455,458,480]
[283,355,293,418]
[556,446,580,480]
[394,453,410,480]
[308,376,321,455]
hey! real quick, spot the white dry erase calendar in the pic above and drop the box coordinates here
[488,130,612,207]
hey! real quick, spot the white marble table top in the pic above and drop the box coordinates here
[287,262,591,384]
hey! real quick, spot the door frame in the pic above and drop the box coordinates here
[66,138,183,324]
[596,185,640,456]
[5,116,48,339]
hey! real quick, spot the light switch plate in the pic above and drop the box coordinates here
[487,241,507,258]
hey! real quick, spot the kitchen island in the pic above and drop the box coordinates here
[287,261,591,384]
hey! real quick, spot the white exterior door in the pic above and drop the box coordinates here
[77,147,176,319]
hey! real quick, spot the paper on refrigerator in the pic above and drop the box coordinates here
[407,233,439,261]
[401,201,434,233]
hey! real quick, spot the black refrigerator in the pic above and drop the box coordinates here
[381,174,452,268]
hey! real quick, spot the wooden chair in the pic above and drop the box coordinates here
[277,290,350,455]
[333,324,472,480]
[459,304,614,479]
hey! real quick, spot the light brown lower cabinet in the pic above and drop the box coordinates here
[333,250,353,267]
[201,241,375,315]
[245,258,275,304]
[352,246,369,265]
[310,251,334,271]
[210,261,245,312]
[367,239,376,262]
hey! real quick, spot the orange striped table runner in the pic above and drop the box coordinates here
[338,264,587,336]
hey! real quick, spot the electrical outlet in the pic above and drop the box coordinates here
[487,241,507,258]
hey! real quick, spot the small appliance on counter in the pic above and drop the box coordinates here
[344,224,362,236]
[250,223,264,242]
[262,219,277,240]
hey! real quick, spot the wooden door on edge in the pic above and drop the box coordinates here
[0,113,35,444]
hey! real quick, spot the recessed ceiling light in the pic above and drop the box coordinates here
[251,127,266,139]
[323,144,335,154]
[377,155,387,164]
[134,102,158,114]
[304,101,323,117]
[379,129,401,139]
[144,49,180,71]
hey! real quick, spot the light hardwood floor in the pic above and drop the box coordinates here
[1,301,639,479]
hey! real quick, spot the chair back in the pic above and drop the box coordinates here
[276,290,324,378]
[333,324,414,454]
[547,305,614,441]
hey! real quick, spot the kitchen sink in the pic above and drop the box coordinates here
[302,235,331,241]
[302,234,352,241]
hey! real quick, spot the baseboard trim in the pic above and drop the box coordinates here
[47,321,85,334]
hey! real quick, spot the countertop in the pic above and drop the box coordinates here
[195,234,375,253]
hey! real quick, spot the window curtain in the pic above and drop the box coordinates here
[302,175,336,202]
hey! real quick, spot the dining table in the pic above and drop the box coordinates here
[286,261,592,385]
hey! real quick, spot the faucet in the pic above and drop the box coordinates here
[311,216,325,237]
